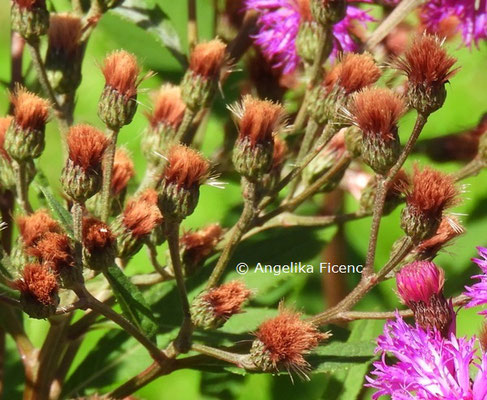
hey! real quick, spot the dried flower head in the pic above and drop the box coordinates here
[101,50,141,98]
[10,87,50,131]
[0,117,13,160]
[122,197,163,237]
[111,149,135,196]
[82,217,115,255]
[251,307,330,375]
[138,188,159,205]
[350,88,405,140]
[163,145,210,189]
[232,95,286,146]
[181,224,223,265]
[416,216,464,256]
[147,85,186,130]
[189,39,227,78]
[66,125,109,171]
[28,232,74,273]
[191,280,252,329]
[204,281,251,317]
[396,35,458,87]
[325,53,381,95]
[13,263,58,305]
[18,210,61,247]
[405,165,460,220]
[48,14,82,56]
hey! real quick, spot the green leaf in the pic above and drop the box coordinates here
[320,319,383,399]
[110,0,186,67]
[35,178,74,237]
[103,264,159,342]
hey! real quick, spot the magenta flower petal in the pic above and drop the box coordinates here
[464,246,487,314]
[244,0,374,73]
[366,313,487,399]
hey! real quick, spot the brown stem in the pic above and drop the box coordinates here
[9,31,24,113]
[206,179,257,288]
[165,219,193,353]
[13,161,32,214]
[366,0,426,50]
[100,129,119,222]
[188,0,198,50]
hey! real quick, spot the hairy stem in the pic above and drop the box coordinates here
[73,284,168,364]
[13,161,32,214]
[191,343,255,369]
[366,0,426,50]
[26,40,69,134]
[188,0,198,51]
[206,179,257,288]
[165,219,193,353]
[100,129,119,222]
[176,108,196,144]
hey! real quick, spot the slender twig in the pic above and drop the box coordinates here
[188,0,198,51]
[13,161,32,214]
[363,112,428,276]
[176,109,196,144]
[191,343,256,369]
[72,283,168,364]
[147,243,174,280]
[453,158,485,181]
[26,40,69,134]
[206,179,258,288]
[108,360,175,399]
[326,294,470,323]
[366,0,427,50]
[100,129,119,222]
[165,219,193,353]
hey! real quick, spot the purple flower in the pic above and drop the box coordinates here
[420,0,487,47]
[464,246,487,314]
[366,313,487,400]
[244,0,374,74]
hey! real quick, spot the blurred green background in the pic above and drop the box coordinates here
[1,0,486,399]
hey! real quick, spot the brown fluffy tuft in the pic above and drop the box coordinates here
[17,210,61,247]
[202,280,252,319]
[395,35,459,87]
[405,165,460,218]
[189,39,227,78]
[256,307,329,371]
[0,116,13,160]
[48,14,82,55]
[101,50,141,98]
[10,87,50,131]
[138,188,159,205]
[13,264,58,305]
[67,125,109,170]
[83,217,115,253]
[325,53,381,94]
[416,216,464,255]
[350,88,405,140]
[272,136,288,168]
[181,224,223,264]
[28,232,74,272]
[235,95,286,145]
[164,145,210,188]
[147,85,186,129]
[111,149,135,195]
[122,197,163,237]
